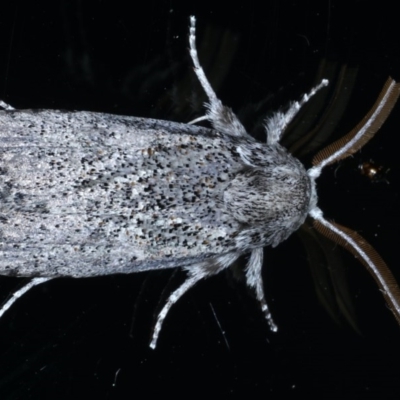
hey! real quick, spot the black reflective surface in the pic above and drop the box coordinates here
[0,1,399,398]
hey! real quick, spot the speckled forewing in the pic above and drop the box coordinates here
[0,110,244,277]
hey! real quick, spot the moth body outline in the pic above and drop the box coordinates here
[0,16,399,349]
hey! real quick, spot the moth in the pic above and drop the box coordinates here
[0,16,399,349]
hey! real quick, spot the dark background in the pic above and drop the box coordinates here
[0,1,399,398]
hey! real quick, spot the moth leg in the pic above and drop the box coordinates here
[246,248,277,332]
[150,270,206,349]
[0,277,53,318]
[0,100,15,110]
[150,252,240,349]
[187,115,209,125]
[189,16,251,139]
[265,79,329,145]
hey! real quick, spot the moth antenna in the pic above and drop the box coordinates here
[188,16,250,138]
[310,208,400,325]
[310,77,400,177]
[265,79,329,145]
[307,77,400,327]
[246,248,277,331]
[0,277,53,318]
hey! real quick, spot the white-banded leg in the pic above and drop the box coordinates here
[0,100,15,110]
[150,251,240,349]
[0,277,53,318]
[188,16,250,139]
[265,79,329,145]
[245,248,277,332]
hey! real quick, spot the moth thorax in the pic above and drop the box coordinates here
[224,158,312,245]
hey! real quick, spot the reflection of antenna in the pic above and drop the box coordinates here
[308,77,400,324]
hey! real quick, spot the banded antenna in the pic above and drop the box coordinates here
[308,77,400,325]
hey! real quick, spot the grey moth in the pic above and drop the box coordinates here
[0,16,399,349]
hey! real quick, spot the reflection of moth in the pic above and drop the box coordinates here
[0,16,399,349]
